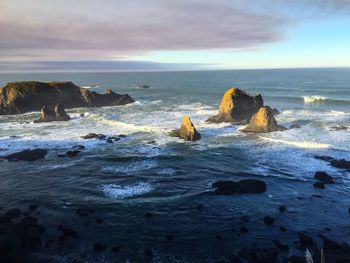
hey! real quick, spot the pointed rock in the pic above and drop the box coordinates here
[34,103,70,123]
[242,106,286,133]
[170,116,201,141]
[206,88,263,123]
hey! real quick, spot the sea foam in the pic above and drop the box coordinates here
[101,182,152,199]
[303,95,326,103]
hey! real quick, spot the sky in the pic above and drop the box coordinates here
[0,0,350,71]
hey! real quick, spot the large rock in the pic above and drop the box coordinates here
[170,116,201,141]
[212,179,267,195]
[34,103,70,123]
[242,106,286,133]
[0,81,134,115]
[206,88,263,123]
[1,149,48,161]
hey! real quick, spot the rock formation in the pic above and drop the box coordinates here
[1,149,48,161]
[242,106,286,133]
[212,179,266,195]
[170,116,201,141]
[206,88,263,123]
[34,103,70,123]
[0,81,134,115]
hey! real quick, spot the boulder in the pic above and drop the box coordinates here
[330,159,350,170]
[206,88,263,123]
[170,116,201,141]
[34,103,70,123]
[212,179,266,195]
[1,149,47,161]
[0,81,134,115]
[241,106,286,133]
[138,84,150,89]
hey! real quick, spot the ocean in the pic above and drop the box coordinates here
[0,68,350,262]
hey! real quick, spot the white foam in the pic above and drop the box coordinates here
[260,136,330,149]
[303,95,326,103]
[102,182,152,199]
[102,159,158,174]
[82,85,100,89]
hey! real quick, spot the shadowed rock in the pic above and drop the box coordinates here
[314,171,334,184]
[1,149,48,161]
[330,159,350,170]
[0,81,134,115]
[212,179,266,195]
[170,116,201,141]
[206,88,263,123]
[242,106,286,133]
[34,103,70,123]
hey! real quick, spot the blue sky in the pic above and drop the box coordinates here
[0,0,350,71]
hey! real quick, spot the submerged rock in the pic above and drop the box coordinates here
[314,171,334,184]
[2,148,48,161]
[290,123,301,129]
[212,179,266,195]
[330,159,350,170]
[206,88,263,123]
[242,106,286,133]
[0,81,134,115]
[138,84,150,89]
[34,103,70,123]
[170,116,201,141]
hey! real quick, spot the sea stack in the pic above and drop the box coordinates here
[34,103,70,123]
[206,88,263,123]
[0,81,135,115]
[242,106,286,133]
[170,116,201,141]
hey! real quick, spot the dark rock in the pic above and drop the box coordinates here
[0,81,134,115]
[315,155,335,162]
[206,88,263,123]
[2,148,47,161]
[280,226,287,232]
[34,103,70,123]
[290,124,301,129]
[272,240,289,251]
[330,125,348,131]
[263,216,275,226]
[118,134,127,138]
[95,218,103,224]
[313,182,325,189]
[272,108,280,115]
[82,133,98,139]
[242,106,286,133]
[111,245,120,252]
[196,204,204,210]
[58,225,77,241]
[314,171,334,184]
[93,243,106,252]
[298,232,314,247]
[106,138,113,144]
[278,206,286,212]
[170,116,201,141]
[28,205,38,211]
[144,248,153,257]
[330,159,350,170]
[4,208,22,219]
[138,84,150,89]
[240,226,249,233]
[144,212,153,218]
[80,113,85,117]
[212,179,267,195]
[58,150,80,158]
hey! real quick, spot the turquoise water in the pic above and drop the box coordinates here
[0,69,349,262]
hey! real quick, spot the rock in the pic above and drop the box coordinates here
[93,243,106,252]
[314,155,334,162]
[272,108,280,115]
[4,208,22,219]
[263,216,275,226]
[242,106,286,133]
[212,179,266,195]
[240,226,249,233]
[314,171,334,184]
[330,125,348,131]
[272,240,289,251]
[138,84,150,89]
[170,116,201,141]
[144,212,153,218]
[280,226,287,232]
[106,138,113,144]
[290,124,301,129]
[0,81,134,115]
[82,133,98,139]
[28,205,38,211]
[330,159,350,170]
[2,148,47,161]
[72,145,85,150]
[278,206,286,212]
[34,103,70,123]
[313,182,325,189]
[206,88,263,123]
[111,245,120,252]
[298,232,314,247]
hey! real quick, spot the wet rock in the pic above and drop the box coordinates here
[330,159,350,170]
[314,155,334,162]
[242,106,286,133]
[2,148,47,161]
[106,138,113,143]
[330,125,348,131]
[170,116,201,141]
[34,103,70,123]
[0,81,134,115]
[298,232,314,247]
[138,84,150,89]
[212,179,267,195]
[314,171,334,184]
[58,150,80,158]
[206,88,263,123]
[290,124,301,129]
[313,182,325,189]
[58,225,77,241]
[272,108,280,115]
[93,243,106,252]
[272,240,289,251]
[4,208,22,219]
[28,205,38,212]
[82,133,98,139]
[280,226,287,232]
[118,134,127,138]
[263,216,275,226]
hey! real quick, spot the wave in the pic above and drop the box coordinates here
[102,159,158,174]
[303,95,326,103]
[82,85,100,89]
[260,137,330,149]
[101,182,152,199]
